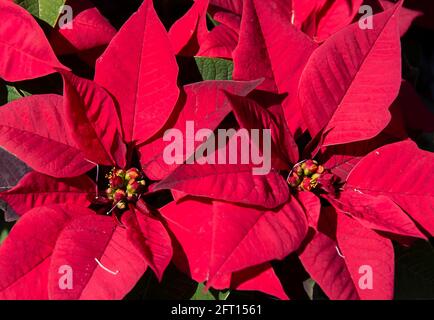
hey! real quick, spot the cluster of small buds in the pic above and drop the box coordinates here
[106,167,146,209]
[287,160,325,192]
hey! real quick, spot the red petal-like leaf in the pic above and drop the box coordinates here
[168,0,209,55]
[346,140,434,235]
[315,0,364,41]
[380,0,422,36]
[299,231,359,300]
[197,23,238,59]
[122,201,172,281]
[234,0,316,92]
[49,215,148,300]
[299,1,402,146]
[0,0,66,81]
[139,80,261,181]
[297,192,321,230]
[162,198,307,288]
[0,205,92,299]
[155,161,289,209]
[336,213,395,300]
[61,71,126,167]
[232,263,288,300]
[50,0,116,55]
[95,0,179,144]
[210,0,243,15]
[0,95,94,177]
[0,172,96,217]
[227,93,299,168]
[327,191,425,239]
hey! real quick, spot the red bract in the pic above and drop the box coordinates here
[0,0,68,81]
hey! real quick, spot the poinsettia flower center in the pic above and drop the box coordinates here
[287,160,325,192]
[105,167,146,209]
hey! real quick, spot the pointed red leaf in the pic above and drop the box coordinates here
[297,192,321,230]
[49,215,148,300]
[121,202,172,281]
[299,1,402,146]
[197,23,238,59]
[227,93,299,168]
[0,0,67,81]
[336,213,395,300]
[0,172,96,217]
[50,0,116,55]
[232,264,288,300]
[346,140,434,235]
[0,95,94,178]
[139,80,261,181]
[327,191,425,239]
[95,0,179,144]
[61,71,126,167]
[0,205,92,299]
[380,0,422,36]
[168,0,209,55]
[210,0,243,15]
[155,161,289,209]
[315,0,364,41]
[299,230,359,300]
[161,198,307,288]
[233,0,316,94]
[207,200,307,286]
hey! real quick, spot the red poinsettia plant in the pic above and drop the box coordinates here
[0,0,433,300]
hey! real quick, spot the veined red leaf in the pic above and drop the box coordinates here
[139,80,261,181]
[233,0,316,94]
[345,140,434,235]
[161,198,307,289]
[0,205,92,299]
[61,71,127,168]
[0,0,66,81]
[227,93,299,168]
[298,230,359,300]
[168,0,209,55]
[0,172,96,217]
[297,192,321,230]
[50,0,116,55]
[315,0,364,41]
[336,213,395,300]
[197,23,238,59]
[207,200,307,286]
[327,191,425,239]
[49,215,148,300]
[299,1,402,146]
[210,0,243,15]
[0,95,94,178]
[122,201,172,281]
[380,0,422,36]
[95,0,179,144]
[155,161,289,209]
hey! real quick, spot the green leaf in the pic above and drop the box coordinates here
[194,57,234,81]
[6,85,31,102]
[190,283,217,300]
[206,12,220,28]
[394,240,434,299]
[0,82,31,106]
[15,0,66,27]
[0,229,8,244]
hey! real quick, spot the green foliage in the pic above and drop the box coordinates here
[194,57,234,81]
